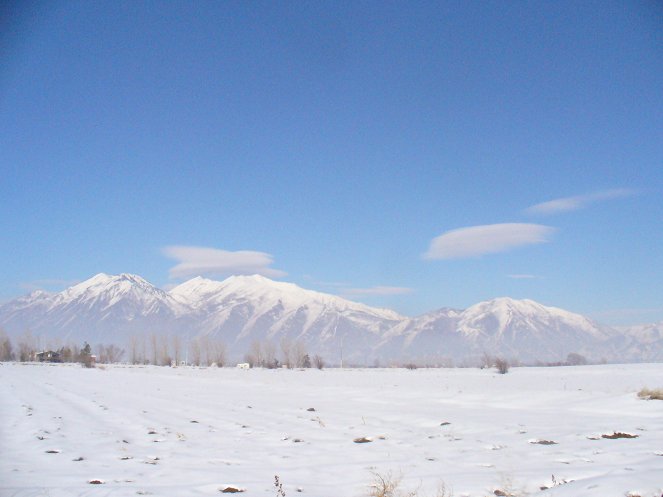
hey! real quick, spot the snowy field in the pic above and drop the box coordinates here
[1,363,662,497]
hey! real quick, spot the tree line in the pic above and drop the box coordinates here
[0,329,325,369]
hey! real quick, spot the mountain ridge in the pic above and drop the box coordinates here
[0,273,659,364]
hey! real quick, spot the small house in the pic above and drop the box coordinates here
[36,350,62,363]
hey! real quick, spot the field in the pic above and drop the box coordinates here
[1,363,662,497]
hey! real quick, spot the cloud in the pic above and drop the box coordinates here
[342,286,414,296]
[507,274,538,279]
[163,246,286,279]
[423,223,555,260]
[525,188,636,216]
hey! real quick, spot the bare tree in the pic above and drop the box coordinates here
[0,329,14,361]
[95,343,105,363]
[209,338,226,366]
[129,335,139,364]
[105,344,124,363]
[17,330,37,362]
[280,337,292,368]
[172,335,182,365]
[159,335,171,366]
[263,340,278,368]
[189,338,201,366]
[246,340,264,367]
[313,354,325,369]
[199,335,211,366]
[149,333,158,365]
[479,352,493,369]
[292,340,308,368]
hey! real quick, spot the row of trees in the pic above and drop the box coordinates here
[244,338,324,369]
[0,329,327,369]
[127,333,227,367]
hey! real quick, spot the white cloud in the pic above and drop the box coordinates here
[163,246,286,279]
[423,223,555,260]
[507,274,538,279]
[343,286,414,296]
[525,188,636,216]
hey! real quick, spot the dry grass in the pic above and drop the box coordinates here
[368,471,452,497]
[638,387,663,400]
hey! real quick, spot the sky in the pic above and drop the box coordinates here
[1,1,662,326]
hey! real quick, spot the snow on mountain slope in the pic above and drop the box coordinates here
[619,321,663,361]
[455,297,617,361]
[169,275,405,361]
[0,274,189,346]
[378,298,620,363]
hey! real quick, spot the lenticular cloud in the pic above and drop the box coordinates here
[423,223,555,260]
[163,245,286,279]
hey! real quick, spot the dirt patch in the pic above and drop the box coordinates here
[220,486,245,493]
[353,436,373,443]
[528,439,557,445]
[601,432,639,439]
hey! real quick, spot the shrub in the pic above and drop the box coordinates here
[638,388,663,400]
[494,358,509,374]
[566,352,588,366]
[313,354,325,370]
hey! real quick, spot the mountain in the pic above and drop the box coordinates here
[378,298,619,363]
[168,274,404,361]
[619,321,663,362]
[0,273,660,364]
[0,273,404,363]
[0,273,190,346]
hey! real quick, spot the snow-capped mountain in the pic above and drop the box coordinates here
[0,273,404,362]
[618,321,663,362]
[168,274,404,360]
[0,273,660,364]
[0,273,190,346]
[378,298,620,363]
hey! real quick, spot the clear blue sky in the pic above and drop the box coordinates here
[1,1,662,325]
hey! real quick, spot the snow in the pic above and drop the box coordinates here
[1,362,662,497]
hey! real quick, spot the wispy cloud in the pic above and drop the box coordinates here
[342,286,414,296]
[524,188,636,216]
[507,274,538,279]
[163,246,286,279]
[423,223,555,260]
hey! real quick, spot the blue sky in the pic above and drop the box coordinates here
[1,1,662,325]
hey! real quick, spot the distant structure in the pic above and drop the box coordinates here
[36,350,62,363]
[236,363,250,370]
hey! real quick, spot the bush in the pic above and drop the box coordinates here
[566,352,588,366]
[313,354,325,370]
[494,358,509,374]
[638,388,663,400]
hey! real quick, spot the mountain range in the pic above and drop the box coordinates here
[1,273,660,364]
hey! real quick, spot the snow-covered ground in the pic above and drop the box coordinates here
[1,363,661,497]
